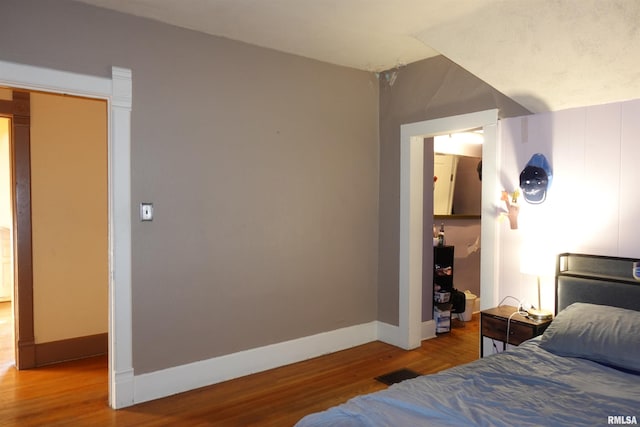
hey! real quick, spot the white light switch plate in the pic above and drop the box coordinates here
[140,203,153,221]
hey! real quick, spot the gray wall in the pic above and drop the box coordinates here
[1,0,379,374]
[377,57,530,325]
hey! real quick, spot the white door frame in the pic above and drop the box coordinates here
[0,60,134,408]
[399,109,499,349]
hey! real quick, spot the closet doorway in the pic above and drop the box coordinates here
[398,109,499,349]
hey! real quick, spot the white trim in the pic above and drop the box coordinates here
[0,61,111,98]
[398,129,424,349]
[480,121,500,310]
[0,60,133,409]
[130,320,438,405]
[109,67,134,408]
[421,320,436,340]
[376,321,403,346]
[134,321,379,404]
[399,110,499,350]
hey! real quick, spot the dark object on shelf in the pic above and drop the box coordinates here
[449,289,466,314]
[433,246,467,331]
[434,245,454,291]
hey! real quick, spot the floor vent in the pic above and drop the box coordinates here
[375,368,421,385]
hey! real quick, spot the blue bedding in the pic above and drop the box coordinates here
[294,338,640,427]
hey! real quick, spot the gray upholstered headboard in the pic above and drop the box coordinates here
[556,253,640,313]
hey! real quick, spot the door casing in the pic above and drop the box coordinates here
[398,110,499,349]
[0,61,134,409]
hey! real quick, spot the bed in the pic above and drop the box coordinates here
[295,253,640,427]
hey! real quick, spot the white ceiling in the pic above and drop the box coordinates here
[75,0,640,113]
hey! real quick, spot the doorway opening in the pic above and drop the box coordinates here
[0,89,109,370]
[398,109,499,349]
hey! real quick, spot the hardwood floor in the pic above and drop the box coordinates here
[0,301,479,426]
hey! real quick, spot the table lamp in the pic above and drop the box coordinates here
[526,275,553,320]
[520,249,554,321]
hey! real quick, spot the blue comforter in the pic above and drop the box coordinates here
[295,338,640,426]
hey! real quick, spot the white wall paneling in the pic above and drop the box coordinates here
[618,100,640,257]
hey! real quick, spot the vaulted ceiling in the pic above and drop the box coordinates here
[75,0,640,113]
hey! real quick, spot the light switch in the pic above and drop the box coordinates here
[140,203,153,221]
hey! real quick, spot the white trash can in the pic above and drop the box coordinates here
[462,290,477,321]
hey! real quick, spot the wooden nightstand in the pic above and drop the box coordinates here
[480,305,552,356]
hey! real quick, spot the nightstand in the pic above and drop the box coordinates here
[480,305,552,357]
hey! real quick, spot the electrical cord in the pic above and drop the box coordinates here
[489,296,529,353]
[493,295,528,352]
[506,311,518,346]
[498,295,522,309]
[505,308,529,349]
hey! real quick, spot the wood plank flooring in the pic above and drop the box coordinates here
[0,301,479,426]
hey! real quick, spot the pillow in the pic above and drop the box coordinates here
[539,302,640,372]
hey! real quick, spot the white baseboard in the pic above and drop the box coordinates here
[133,319,443,405]
[376,321,437,347]
[376,320,402,347]
[421,320,436,340]
[133,321,380,405]
[112,368,135,409]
